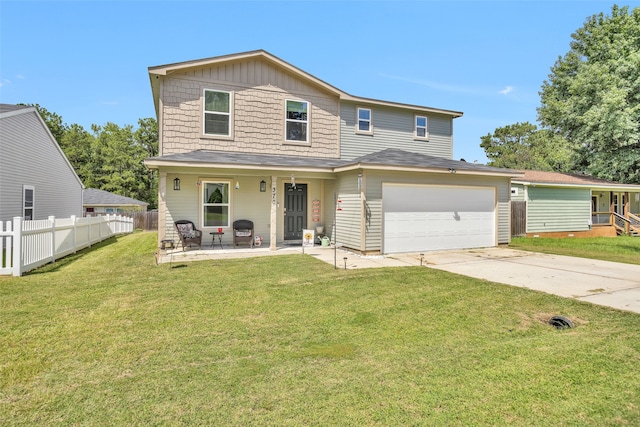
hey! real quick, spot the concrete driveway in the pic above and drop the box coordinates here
[420,248,640,314]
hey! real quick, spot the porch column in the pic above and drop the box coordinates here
[158,171,167,245]
[625,192,630,234]
[269,176,277,251]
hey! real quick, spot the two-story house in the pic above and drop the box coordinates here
[144,50,522,254]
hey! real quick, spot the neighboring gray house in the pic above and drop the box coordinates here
[83,188,148,215]
[512,170,640,237]
[145,50,523,254]
[0,104,83,223]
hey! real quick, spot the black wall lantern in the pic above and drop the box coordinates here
[173,177,180,191]
[260,179,266,192]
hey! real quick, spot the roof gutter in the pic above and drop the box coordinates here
[143,159,336,174]
[335,162,523,178]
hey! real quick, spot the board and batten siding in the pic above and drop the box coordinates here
[526,187,591,233]
[339,102,454,160]
[364,171,511,251]
[0,109,83,223]
[159,57,340,159]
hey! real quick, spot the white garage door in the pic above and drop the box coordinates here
[383,184,496,253]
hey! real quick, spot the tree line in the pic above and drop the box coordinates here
[31,105,159,209]
[480,4,639,184]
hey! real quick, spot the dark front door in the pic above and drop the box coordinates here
[284,183,307,240]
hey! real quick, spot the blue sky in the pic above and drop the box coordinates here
[1,0,637,163]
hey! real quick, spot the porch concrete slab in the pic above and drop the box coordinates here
[422,247,640,314]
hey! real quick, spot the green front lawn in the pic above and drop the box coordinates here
[2,232,639,425]
[510,236,640,265]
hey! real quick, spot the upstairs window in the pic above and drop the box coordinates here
[285,99,308,142]
[202,181,230,228]
[415,115,428,139]
[204,89,231,136]
[23,185,34,220]
[357,107,372,134]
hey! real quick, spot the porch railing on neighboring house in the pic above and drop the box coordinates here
[613,212,640,236]
[0,214,133,277]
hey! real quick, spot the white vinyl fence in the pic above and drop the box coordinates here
[0,215,133,276]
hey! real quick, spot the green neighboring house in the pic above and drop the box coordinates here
[511,171,640,237]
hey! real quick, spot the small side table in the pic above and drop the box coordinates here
[160,239,174,250]
[209,232,224,249]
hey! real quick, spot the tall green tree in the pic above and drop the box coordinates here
[28,104,67,143]
[59,123,97,186]
[537,4,640,183]
[92,122,149,203]
[480,122,572,171]
[134,118,159,208]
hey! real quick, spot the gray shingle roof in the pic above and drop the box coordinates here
[350,149,518,174]
[146,149,345,169]
[0,104,31,115]
[83,188,148,206]
[146,148,519,175]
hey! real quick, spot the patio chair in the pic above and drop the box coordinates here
[233,219,254,248]
[174,220,202,251]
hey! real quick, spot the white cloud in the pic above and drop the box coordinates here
[498,86,514,95]
[16,74,25,80]
[0,79,10,87]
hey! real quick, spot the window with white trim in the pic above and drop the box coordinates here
[357,107,372,134]
[415,115,428,139]
[23,185,34,220]
[202,181,230,227]
[203,89,231,136]
[285,99,308,142]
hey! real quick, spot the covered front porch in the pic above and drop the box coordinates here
[145,150,345,252]
[591,190,640,236]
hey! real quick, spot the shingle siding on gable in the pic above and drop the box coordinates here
[159,58,340,158]
[339,102,454,160]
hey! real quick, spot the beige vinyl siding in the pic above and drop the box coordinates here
[159,57,340,159]
[340,102,453,160]
[163,173,332,246]
[0,110,83,223]
[364,171,511,251]
[526,187,591,233]
[333,171,363,251]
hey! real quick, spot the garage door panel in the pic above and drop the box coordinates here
[383,185,496,253]
[384,186,494,212]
